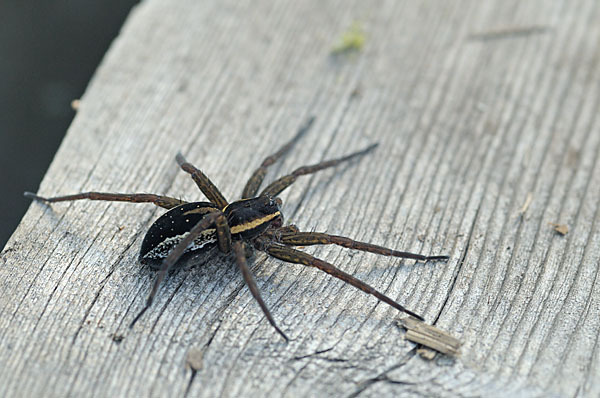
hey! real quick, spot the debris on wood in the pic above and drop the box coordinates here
[71,99,81,111]
[186,348,205,371]
[520,192,533,216]
[566,147,580,168]
[350,84,363,99]
[110,333,124,344]
[399,317,462,357]
[416,347,437,360]
[549,222,568,235]
[469,25,550,41]
[331,22,365,55]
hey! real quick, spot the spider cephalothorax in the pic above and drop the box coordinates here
[25,117,448,341]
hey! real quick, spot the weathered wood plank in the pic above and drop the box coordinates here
[1,0,599,396]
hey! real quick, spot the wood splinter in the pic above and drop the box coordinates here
[400,317,462,358]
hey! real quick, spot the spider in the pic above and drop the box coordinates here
[25,117,448,341]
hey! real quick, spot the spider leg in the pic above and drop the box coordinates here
[261,241,425,321]
[215,210,232,253]
[24,191,186,210]
[260,143,378,198]
[278,231,449,262]
[241,116,315,199]
[176,153,229,209]
[130,210,231,328]
[232,240,289,341]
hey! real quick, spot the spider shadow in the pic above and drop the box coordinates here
[131,247,282,333]
[137,248,236,300]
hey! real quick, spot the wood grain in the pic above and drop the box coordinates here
[2,0,599,396]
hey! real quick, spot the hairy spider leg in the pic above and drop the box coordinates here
[24,191,186,210]
[176,153,229,210]
[241,116,315,199]
[279,231,449,262]
[232,241,289,341]
[260,143,379,198]
[130,210,231,328]
[262,241,425,321]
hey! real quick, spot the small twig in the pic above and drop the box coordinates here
[520,192,533,216]
[399,317,462,357]
[469,26,550,41]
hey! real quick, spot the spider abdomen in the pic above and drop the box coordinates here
[139,202,219,266]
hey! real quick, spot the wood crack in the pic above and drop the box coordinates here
[348,348,417,398]
[434,201,482,324]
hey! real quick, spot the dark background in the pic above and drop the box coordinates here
[0,1,139,249]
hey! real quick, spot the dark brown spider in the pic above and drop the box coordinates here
[25,117,448,341]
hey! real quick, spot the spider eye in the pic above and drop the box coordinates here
[266,196,282,208]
